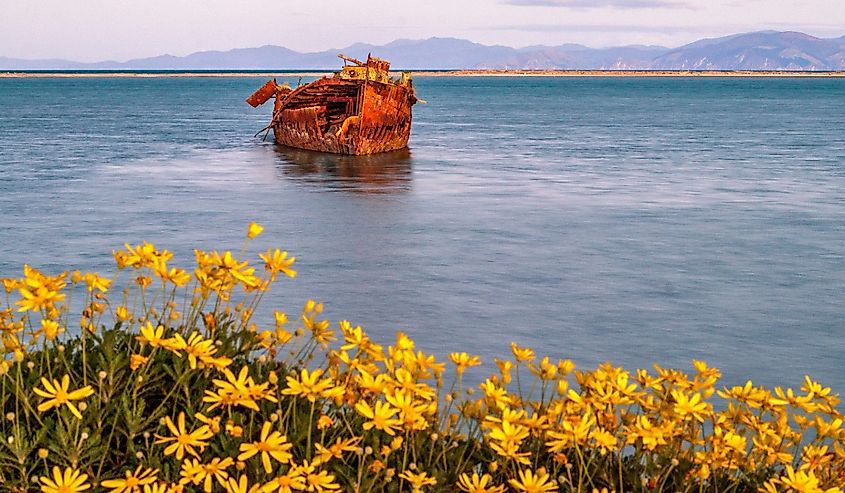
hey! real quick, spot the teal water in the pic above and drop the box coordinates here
[1,76,843,392]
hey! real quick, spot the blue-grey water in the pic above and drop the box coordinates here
[1,76,843,393]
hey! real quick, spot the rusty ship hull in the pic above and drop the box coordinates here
[248,55,417,155]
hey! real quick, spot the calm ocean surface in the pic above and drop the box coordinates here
[0,76,843,392]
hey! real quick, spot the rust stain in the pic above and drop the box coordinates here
[247,54,418,155]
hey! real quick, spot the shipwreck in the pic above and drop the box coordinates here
[247,54,418,155]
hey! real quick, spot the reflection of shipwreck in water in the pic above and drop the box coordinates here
[248,54,418,155]
[274,146,412,193]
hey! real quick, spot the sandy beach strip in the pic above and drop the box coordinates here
[2,70,845,78]
[414,69,845,77]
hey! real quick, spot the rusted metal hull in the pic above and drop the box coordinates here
[248,55,417,155]
[272,79,413,155]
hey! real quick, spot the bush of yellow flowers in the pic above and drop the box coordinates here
[0,223,843,493]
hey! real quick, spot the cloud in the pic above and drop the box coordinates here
[503,0,688,8]
[486,24,724,33]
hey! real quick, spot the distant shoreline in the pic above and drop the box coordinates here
[3,69,845,78]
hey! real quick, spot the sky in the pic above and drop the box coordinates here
[2,0,844,61]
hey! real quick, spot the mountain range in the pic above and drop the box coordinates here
[3,31,844,71]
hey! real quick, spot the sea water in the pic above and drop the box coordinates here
[0,75,843,392]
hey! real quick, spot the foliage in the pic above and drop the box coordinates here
[0,224,843,493]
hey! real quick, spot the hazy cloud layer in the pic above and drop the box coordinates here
[489,24,723,33]
[504,0,687,8]
[1,0,842,61]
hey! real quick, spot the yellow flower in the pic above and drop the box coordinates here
[79,271,111,293]
[457,473,506,493]
[247,222,264,239]
[368,460,386,473]
[1,278,18,293]
[262,468,306,493]
[117,241,173,269]
[479,379,513,409]
[385,388,430,431]
[510,342,535,363]
[224,475,263,493]
[115,305,131,322]
[398,470,437,493]
[778,465,835,493]
[282,368,343,403]
[154,412,213,459]
[495,358,514,384]
[216,365,256,396]
[299,460,341,492]
[590,427,618,455]
[101,466,159,493]
[316,414,334,430]
[205,365,275,411]
[33,374,95,420]
[141,484,171,493]
[194,412,222,434]
[490,437,531,465]
[130,354,150,371]
[198,457,234,493]
[393,367,436,401]
[489,419,530,448]
[36,319,64,341]
[449,352,481,375]
[226,420,244,437]
[238,421,293,474]
[135,275,153,288]
[529,356,558,380]
[137,322,167,348]
[16,265,67,313]
[717,380,768,409]
[302,304,334,346]
[394,331,415,351]
[723,430,747,454]
[354,400,402,436]
[356,368,390,395]
[625,415,669,451]
[548,407,595,452]
[672,390,710,422]
[179,458,205,487]
[39,466,91,493]
[508,468,557,493]
[171,331,218,369]
[557,358,576,375]
[194,249,262,294]
[259,249,297,279]
[155,264,192,287]
[314,437,361,464]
